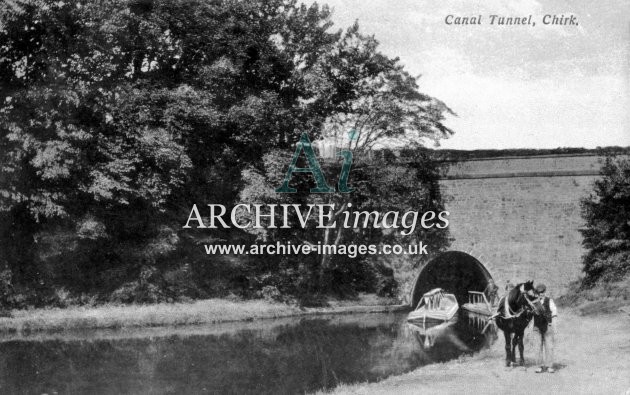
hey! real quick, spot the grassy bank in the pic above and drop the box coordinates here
[0,294,406,334]
[557,276,630,315]
[322,309,630,395]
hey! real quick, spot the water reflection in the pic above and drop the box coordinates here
[0,311,495,394]
[406,312,497,361]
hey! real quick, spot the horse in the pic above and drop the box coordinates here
[493,280,543,367]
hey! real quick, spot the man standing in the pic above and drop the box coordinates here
[533,284,558,373]
[484,279,499,306]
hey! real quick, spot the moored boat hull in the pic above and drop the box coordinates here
[407,304,458,322]
[407,288,459,322]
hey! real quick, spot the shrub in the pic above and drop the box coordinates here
[580,156,630,285]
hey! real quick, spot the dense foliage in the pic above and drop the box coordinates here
[0,0,452,307]
[238,149,450,302]
[580,156,630,285]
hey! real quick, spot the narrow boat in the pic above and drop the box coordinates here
[461,291,494,316]
[407,288,459,322]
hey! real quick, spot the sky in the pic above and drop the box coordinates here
[315,0,629,150]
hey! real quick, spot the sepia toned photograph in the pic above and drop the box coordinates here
[0,0,628,394]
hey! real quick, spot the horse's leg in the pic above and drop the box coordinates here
[511,334,519,365]
[503,330,512,367]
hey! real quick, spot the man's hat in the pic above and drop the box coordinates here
[535,284,546,294]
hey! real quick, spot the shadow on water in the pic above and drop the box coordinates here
[0,311,496,394]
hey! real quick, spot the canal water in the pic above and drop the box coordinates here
[0,311,496,394]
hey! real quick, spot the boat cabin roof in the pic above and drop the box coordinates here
[423,288,444,297]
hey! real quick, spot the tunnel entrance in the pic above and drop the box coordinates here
[410,251,493,308]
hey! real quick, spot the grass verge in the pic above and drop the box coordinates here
[0,294,406,334]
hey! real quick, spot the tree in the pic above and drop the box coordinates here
[580,156,630,285]
[0,0,454,304]
[316,23,454,153]
[238,22,453,298]
[299,24,452,294]
[0,1,193,298]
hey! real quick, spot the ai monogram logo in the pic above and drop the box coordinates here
[275,133,354,193]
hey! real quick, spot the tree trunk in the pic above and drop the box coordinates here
[317,201,348,291]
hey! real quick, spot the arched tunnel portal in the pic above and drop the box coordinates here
[410,251,493,308]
